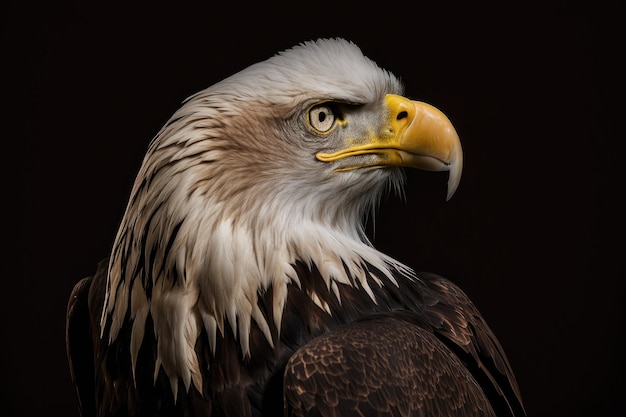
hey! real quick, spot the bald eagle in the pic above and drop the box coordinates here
[66,38,526,417]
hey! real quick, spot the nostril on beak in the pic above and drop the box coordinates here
[397,111,408,120]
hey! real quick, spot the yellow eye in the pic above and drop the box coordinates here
[308,103,337,133]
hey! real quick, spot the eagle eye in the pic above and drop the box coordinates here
[308,103,337,134]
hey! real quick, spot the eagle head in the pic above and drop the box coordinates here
[100,38,462,394]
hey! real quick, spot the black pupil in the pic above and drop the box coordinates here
[318,111,326,123]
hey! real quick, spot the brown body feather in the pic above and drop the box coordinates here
[67,259,525,416]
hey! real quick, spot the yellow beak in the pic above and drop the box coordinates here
[316,94,463,200]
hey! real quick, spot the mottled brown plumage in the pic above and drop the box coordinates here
[283,273,524,417]
[285,315,496,417]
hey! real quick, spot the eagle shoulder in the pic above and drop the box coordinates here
[283,271,527,417]
[284,313,498,417]
[66,275,96,417]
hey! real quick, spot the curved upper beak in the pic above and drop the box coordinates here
[316,94,463,200]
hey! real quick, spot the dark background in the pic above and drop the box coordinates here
[4,1,623,416]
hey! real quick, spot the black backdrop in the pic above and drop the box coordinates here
[4,1,623,416]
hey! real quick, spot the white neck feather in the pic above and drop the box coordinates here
[104,199,412,395]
